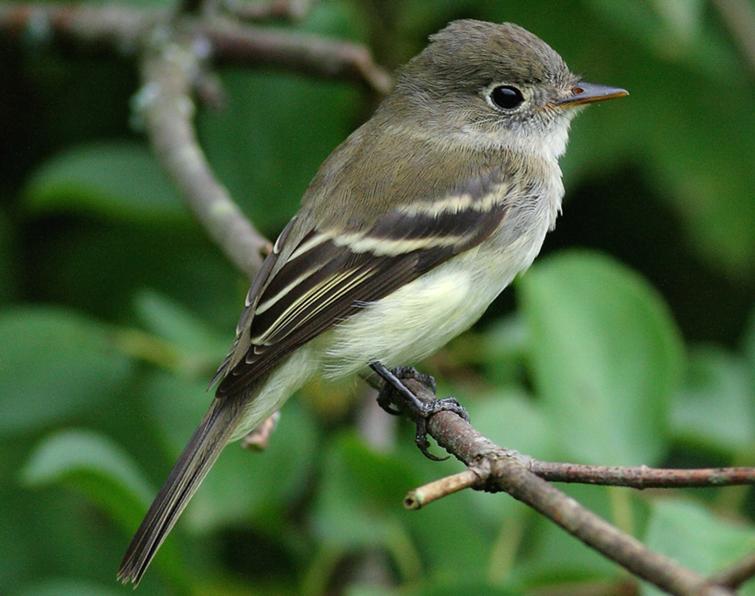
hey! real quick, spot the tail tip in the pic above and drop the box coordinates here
[116,562,143,588]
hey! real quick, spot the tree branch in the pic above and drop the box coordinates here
[528,461,755,488]
[139,26,269,277]
[710,552,755,591]
[222,0,314,22]
[0,4,152,57]
[203,18,392,93]
[0,0,389,443]
[406,454,755,505]
[0,4,392,94]
[1,3,392,276]
[395,376,751,596]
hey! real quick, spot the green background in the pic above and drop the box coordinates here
[1,0,753,594]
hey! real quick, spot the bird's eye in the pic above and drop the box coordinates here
[488,85,524,110]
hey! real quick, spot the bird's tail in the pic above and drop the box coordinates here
[117,397,241,586]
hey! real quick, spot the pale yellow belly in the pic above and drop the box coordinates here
[320,221,548,378]
[235,215,551,437]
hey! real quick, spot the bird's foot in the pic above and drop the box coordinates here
[374,365,435,416]
[370,362,468,461]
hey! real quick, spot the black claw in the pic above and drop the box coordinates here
[415,419,448,461]
[431,397,470,422]
[370,361,469,462]
[391,366,437,394]
[376,392,402,416]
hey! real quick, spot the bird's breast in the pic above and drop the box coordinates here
[318,188,557,379]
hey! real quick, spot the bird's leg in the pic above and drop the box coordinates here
[369,362,469,461]
[241,411,281,451]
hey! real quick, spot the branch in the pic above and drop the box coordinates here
[0,4,392,277]
[0,1,389,441]
[0,4,152,56]
[710,552,755,591]
[139,26,269,277]
[396,377,750,596]
[222,0,313,22]
[528,461,755,489]
[203,18,392,93]
[406,460,755,507]
[0,4,392,94]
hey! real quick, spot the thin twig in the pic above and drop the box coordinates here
[407,458,755,505]
[0,3,152,57]
[406,445,755,493]
[399,377,735,596]
[529,461,755,489]
[0,4,392,94]
[223,0,313,22]
[710,552,755,590]
[404,469,480,510]
[0,3,391,276]
[203,17,392,93]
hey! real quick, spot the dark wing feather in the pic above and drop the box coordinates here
[209,217,297,387]
[215,176,509,397]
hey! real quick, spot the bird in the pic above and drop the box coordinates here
[118,19,627,585]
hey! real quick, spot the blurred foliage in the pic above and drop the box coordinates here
[0,0,753,595]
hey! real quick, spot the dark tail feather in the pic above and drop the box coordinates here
[117,398,239,586]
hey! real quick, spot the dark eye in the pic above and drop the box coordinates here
[489,85,524,110]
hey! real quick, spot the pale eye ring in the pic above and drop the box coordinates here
[488,85,525,110]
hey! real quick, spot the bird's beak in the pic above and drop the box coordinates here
[556,82,629,108]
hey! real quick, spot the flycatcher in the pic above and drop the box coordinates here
[118,19,627,584]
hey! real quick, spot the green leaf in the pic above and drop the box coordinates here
[134,290,224,351]
[671,347,754,455]
[478,0,754,275]
[470,389,556,463]
[648,0,705,46]
[0,306,133,436]
[387,419,504,585]
[199,70,361,235]
[480,315,529,386]
[519,251,684,464]
[21,429,151,530]
[404,581,520,596]
[24,141,188,225]
[406,485,499,584]
[642,500,755,596]
[15,577,122,596]
[312,432,418,550]
[299,0,370,42]
[510,484,627,590]
[133,289,229,373]
[20,429,187,588]
[584,0,737,79]
[142,371,319,531]
[31,221,241,326]
[581,1,755,276]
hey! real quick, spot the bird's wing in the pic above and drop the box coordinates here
[213,171,511,397]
